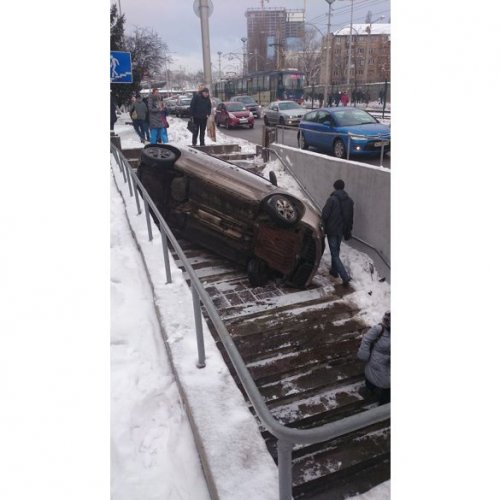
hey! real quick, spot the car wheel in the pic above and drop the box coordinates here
[140,144,181,169]
[249,124,254,129]
[263,115,269,126]
[264,194,300,227]
[298,131,309,150]
[216,118,220,128]
[247,258,269,287]
[279,117,285,126]
[333,138,347,159]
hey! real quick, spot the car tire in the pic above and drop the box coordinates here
[249,124,254,129]
[140,144,181,169]
[279,117,285,126]
[333,138,347,159]
[298,131,309,150]
[247,258,269,287]
[264,115,269,126]
[216,119,220,128]
[264,194,300,227]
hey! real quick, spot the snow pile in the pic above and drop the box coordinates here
[111,179,210,500]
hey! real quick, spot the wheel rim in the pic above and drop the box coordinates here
[334,140,345,158]
[275,198,296,221]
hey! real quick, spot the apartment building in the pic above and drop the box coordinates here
[319,23,391,88]
[246,7,305,73]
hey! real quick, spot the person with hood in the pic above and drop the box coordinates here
[189,86,211,146]
[148,88,168,144]
[321,179,354,286]
[340,90,349,106]
[357,311,391,405]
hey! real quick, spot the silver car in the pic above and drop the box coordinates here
[263,100,305,127]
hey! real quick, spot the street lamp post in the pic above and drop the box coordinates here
[217,51,222,80]
[241,37,248,75]
[323,0,335,105]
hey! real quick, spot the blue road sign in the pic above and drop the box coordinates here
[110,51,133,84]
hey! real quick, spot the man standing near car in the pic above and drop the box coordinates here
[321,179,354,286]
[190,87,211,146]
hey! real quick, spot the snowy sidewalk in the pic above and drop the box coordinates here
[111,177,210,500]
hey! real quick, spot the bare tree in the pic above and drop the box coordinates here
[288,27,321,86]
[125,27,170,85]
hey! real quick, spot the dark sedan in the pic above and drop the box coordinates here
[174,97,192,118]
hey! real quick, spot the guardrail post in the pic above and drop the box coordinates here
[119,155,127,183]
[132,177,142,215]
[124,162,134,197]
[192,288,206,368]
[277,439,294,500]
[143,199,153,241]
[160,229,173,284]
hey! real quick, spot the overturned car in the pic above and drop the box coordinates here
[137,144,324,288]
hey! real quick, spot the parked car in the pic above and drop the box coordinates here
[174,96,192,117]
[215,102,255,129]
[164,98,177,114]
[263,100,305,126]
[230,95,262,118]
[137,144,324,288]
[297,107,391,159]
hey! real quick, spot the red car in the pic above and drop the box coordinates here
[215,101,255,129]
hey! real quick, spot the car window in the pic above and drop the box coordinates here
[302,111,318,122]
[180,98,191,105]
[236,96,255,104]
[226,103,246,112]
[333,109,378,127]
[316,111,332,124]
[217,103,223,110]
[278,102,301,111]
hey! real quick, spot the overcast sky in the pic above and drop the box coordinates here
[115,0,391,73]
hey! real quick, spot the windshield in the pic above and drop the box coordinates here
[333,109,378,127]
[226,103,247,112]
[236,96,256,104]
[279,102,302,111]
[283,74,304,90]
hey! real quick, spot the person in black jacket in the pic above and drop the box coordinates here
[321,179,354,286]
[189,87,211,146]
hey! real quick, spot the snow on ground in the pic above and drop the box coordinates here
[112,111,390,499]
[110,178,210,500]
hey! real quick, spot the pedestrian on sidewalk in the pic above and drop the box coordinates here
[321,179,354,286]
[340,90,349,106]
[129,95,148,143]
[357,311,391,405]
[190,86,212,146]
[148,88,168,145]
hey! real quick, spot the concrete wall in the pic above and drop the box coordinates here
[271,144,390,263]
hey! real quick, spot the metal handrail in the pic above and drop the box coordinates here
[110,143,390,500]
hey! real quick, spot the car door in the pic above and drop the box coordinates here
[299,110,318,147]
[315,111,335,152]
[268,102,279,124]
